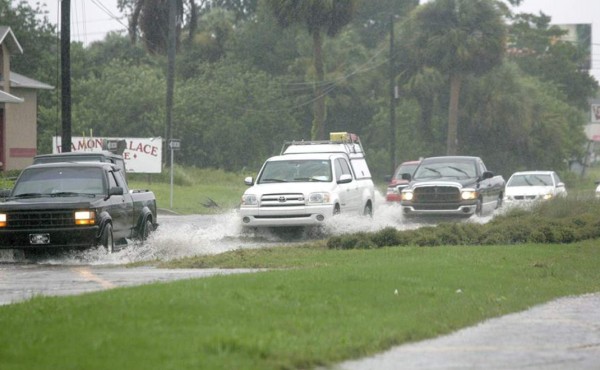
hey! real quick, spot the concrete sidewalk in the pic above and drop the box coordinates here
[334,293,600,370]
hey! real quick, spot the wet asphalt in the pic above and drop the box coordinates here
[333,293,600,370]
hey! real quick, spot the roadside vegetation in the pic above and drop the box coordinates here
[1,242,599,370]
[2,168,600,369]
[3,0,598,181]
[2,1,600,368]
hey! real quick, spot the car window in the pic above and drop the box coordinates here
[13,167,106,195]
[413,161,475,179]
[258,160,332,183]
[335,158,352,181]
[394,163,418,179]
[508,174,552,187]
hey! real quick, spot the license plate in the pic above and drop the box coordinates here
[29,234,50,245]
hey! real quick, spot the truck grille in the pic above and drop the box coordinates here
[4,210,75,229]
[413,186,460,204]
[260,193,305,208]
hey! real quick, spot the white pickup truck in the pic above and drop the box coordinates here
[239,132,375,228]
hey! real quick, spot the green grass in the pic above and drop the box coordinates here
[1,242,600,370]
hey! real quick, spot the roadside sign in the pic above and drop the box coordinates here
[169,139,181,150]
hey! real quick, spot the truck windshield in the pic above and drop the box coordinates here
[258,160,332,183]
[12,167,107,197]
[413,162,476,179]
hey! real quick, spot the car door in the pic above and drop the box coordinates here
[335,157,360,213]
[476,159,498,211]
[106,169,134,240]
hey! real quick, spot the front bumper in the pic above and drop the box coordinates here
[401,202,477,217]
[0,226,100,249]
[238,205,333,227]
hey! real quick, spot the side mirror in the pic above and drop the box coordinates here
[108,186,124,196]
[384,175,392,182]
[401,173,411,181]
[244,176,254,186]
[338,174,353,184]
[0,188,11,198]
[481,171,494,180]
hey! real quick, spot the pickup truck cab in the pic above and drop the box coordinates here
[33,151,127,181]
[239,132,375,228]
[0,162,157,252]
[400,156,505,218]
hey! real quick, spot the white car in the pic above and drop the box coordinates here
[239,132,375,228]
[504,171,566,206]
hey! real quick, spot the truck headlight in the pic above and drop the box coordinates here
[75,210,96,225]
[0,213,6,227]
[461,190,478,200]
[402,191,413,201]
[241,194,258,206]
[308,192,330,204]
[542,193,553,200]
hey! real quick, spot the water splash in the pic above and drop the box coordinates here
[0,198,499,265]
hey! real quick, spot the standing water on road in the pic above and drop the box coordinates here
[0,197,497,266]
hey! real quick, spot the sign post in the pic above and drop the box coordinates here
[169,139,181,209]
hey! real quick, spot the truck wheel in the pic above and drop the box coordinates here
[475,199,483,217]
[101,223,114,253]
[141,219,154,241]
[363,202,373,217]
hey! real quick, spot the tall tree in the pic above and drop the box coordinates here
[118,0,186,53]
[265,0,356,140]
[402,0,505,155]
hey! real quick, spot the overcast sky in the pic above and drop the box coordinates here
[26,0,126,45]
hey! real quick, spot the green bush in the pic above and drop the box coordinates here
[325,196,600,249]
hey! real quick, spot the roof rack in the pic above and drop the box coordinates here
[280,132,365,156]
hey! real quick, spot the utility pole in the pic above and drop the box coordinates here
[389,15,396,174]
[165,0,176,166]
[61,0,72,152]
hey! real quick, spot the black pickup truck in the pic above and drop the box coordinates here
[400,156,505,218]
[0,162,157,252]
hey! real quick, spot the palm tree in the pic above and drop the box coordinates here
[119,0,191,53]
[402,0,505,155]
[264,0,356,140]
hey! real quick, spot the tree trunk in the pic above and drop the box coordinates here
[312,29,326,140]
[446,74,462,155]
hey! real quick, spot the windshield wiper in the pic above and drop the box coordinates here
[10,193,45,199]
[447,166,470,177]
[50,192,96,198]
[415,167,441,179]
[260,178,287,183]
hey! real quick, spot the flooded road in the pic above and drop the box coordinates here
[0,201,495,305]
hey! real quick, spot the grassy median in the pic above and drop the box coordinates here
[1,241,600,370]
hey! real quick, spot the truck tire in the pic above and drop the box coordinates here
[363,202,373,217]
[101,223,114,253]
[475,199,483,217]
[141,219,154,241]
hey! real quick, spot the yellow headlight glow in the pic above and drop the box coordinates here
[75,211,96,225]
[402,192,413,201]
[461,190,478,200]
[0,213,6,227]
